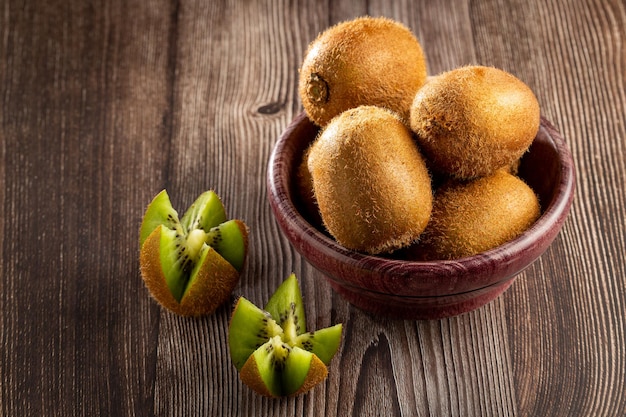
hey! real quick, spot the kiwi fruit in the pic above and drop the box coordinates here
[205,219,247,272]
[307,105,432,254]
[229,274,342,397]
[416,170,541,260]
[139,190,249,316]
[409,65,540,179]
[294,146,323,227]
[299,16,428,127]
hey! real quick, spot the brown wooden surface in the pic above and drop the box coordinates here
[1,0,625,416]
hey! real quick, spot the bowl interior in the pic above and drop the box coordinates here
[268,112,575,299]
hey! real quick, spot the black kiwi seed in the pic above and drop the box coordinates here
[182,258,193,275]
[271,357,284,371]
[207,226,223,246]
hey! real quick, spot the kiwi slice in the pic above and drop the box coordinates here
[295,325,343,366]
[206,219,248,272]
[139,190,179,246]
[157,226,192,301]
[229,297,284,371]
[240,337,328,397]
[229,274,342,397]
[180,189,227,232]
[264,272,307,335]
[139,189,249,316]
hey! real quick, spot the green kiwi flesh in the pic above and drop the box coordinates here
[206,219,248,272]
[229,274,342,397]
[157,226,194,301]
[180,190,227,232]
[294,324,343,366]
[139,189,248,303]
[229,297,283,371]
[264,275,342,365]
[281,346,317,396]
[139,190,179,246]
[264,273,307,338]
[246,336,316,397]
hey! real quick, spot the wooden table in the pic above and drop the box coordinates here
[2,1,625,415]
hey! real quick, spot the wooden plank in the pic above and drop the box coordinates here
[0,0,173,415]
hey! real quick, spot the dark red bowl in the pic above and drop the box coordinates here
[267,112,575,320]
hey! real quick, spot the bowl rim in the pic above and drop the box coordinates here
[267,111,576,295]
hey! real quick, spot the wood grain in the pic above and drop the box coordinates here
[1,0,625,416]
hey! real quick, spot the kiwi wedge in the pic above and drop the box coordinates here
[417,170,541,260]
[409,65,540,179]
[307,105,432,254]
[298,16,428,126]
[139,190,249,316]
[229,274,342,397]
[205,219,248,272]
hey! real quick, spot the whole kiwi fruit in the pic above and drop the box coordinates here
[410,65,540,179]
[417,170,541,260]
[294,146,323,227]
[299,16,428,127]
[307,105,432,254]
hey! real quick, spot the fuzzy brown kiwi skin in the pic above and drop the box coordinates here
[239,351,328,398]
[307,105,433,255]
[140,226,241,316]
[299,16,428,127]
[410,65,540,180]
[416,170,541,261]
[294,146,323,228]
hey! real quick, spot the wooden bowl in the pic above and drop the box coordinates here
[267,112,575,319]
